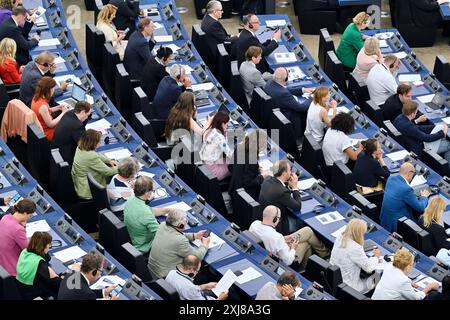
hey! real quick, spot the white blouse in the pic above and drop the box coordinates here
[199,128,232,163]
[96,21,126,60]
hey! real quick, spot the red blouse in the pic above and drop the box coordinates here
[0,57,21,84]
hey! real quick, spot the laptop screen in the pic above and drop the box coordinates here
[71,83,86,102]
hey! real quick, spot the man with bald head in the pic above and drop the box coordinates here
[263,67,315,139]
[249,205,329,268]
[380,162,430,232]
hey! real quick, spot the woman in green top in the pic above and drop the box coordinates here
[16,231,61,300]
[336,12,370,70]
[72,129,119,199]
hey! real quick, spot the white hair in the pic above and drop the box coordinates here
[168,63,185,79]
[166,208,187,227]
[206,0,221,13]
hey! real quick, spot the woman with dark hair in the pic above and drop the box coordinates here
[15,231,62,300]
[164,92,212,145]
[353,138,390,193]
[31,76,68,141]
[199,111,233,180]
[322,112,362,167]
[229,129,269,200]
[72,129,118,199]
[141,46,173,100]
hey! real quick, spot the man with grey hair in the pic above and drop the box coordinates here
[107,157,140,212]
[201,0,236,54]
[152,63,193,119]
[263,67,315,139]
[123,176,171,255]
[148,208,210,279]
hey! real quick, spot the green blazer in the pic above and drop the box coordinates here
[71,148,118,199]
[336,23,364,69]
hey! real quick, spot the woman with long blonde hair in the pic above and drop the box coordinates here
[0,37,22,84]
[96,4,126,60]
[330,218,382,293]
[418,197,450,254]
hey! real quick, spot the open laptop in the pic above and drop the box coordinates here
[62,82,86,108]
[425,92,446,110]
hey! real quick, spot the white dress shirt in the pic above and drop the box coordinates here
[249,220,295,265]
[366,63,398,106]
[329,235,379,293]
[371,264,426,300]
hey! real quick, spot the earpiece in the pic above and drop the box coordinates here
[284,67,289,82]
[244,14,254,29]
[34,58,49,67]
[175,64,182,80]
[178,223,185,230]
[92,269,97,277]
[389,57,398,69]
[187,272,195,278]
[272,207,280,223]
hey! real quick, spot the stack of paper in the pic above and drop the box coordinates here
[297,178,317,191]
[274,52,297,64]
[191,82,215,91]
[53,246,87,263]
[410,174,427,187]
[162,202,192,212]
[398,74,421,82]
[265,19,287,27]
[193,232,226,249]
[38,38,60,47]
[212,269,237,296]
[236,267,262,284]
[104,148,133,161]
[417,94,435,104]
[26,220,51,238]
[85,118,111,134]
[154,35,173,42]
[54,56,66,65]
[386,150,409,161]
[316,211,345,225]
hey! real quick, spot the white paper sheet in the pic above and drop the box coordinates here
[193,232,225,249]
[438,0,449,4]
[265,19,287,27]
[154,35,173,42]
[274,52,297,64]
[416,276,440,289]
[442,116,450,125]
[294,287,303,299]
[410,174,427,187]
[316,211,345,225]
[417,94,435,104]
[297,178,317,191]
[90,275,126,290]
[85,118,111,134]
[386,149,409,161]
[191,82,215,91]
[212,269,237,296]
[32,6,46,18]
[137,171,155,178]
[53,74,81,86]
[183,65,193,74]
[329,106,350,116]
[287,66,306,81]
[26,220,51,239]
[379,40,388,48]
[163,202,192,212]
[423,125,443,153]
[258,159,273,172]
[394,51,407,59]
[53,246,87,263]
[104,148,132,161]
[375,32,394,40]
[398,74,421,82]
[35,16,46,26]
[331,225,347,238]
[236,267,262,284]
[38,38,61,47]
[153,22,164,29]
[54,56,66,65]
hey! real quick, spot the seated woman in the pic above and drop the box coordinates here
[107,157,140,213]
[0,37,23,84]
[72,129,118,200]
[418,197,450,255]
[353,138,390,194]
[31,76,68,141]
[354,36,383,81]
[304,86,337,143]
[15,231,62,300]
[372,248,439,300]
[322,113,363,169]
[229,129,269,201]
[96,4,126,60]
[335,12,370,70]
[330,219,382,294]
[199,111,233,181]
[164,92,212,146]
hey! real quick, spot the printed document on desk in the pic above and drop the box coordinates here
[191,82,215,92]
[162,201,192,212]
[53,246,87,263]
[417,94,435,104]
[386,149,409,161]
[104,148,132,161]
[154,35,173,42]
[316,211,345,225]
[394,51,407,59]
[85,118,111,134]
[297,177,317,191]
[54,56,66,65]
[236,267,262,284]
[26,219,51,238]
[90,275,126,290]
[379,40,388,48]
[410,174,427,187]
[331,225,347,239]
[423,124,443,153]
[193,232,225,249]
[328,106,350,116]
[274,52,297,64]
[287,66,306,81]
[416,276,441,290]
[265,19,287,27]
[38,38,60,47]
[212,269,238,296]
[398,74,421,83]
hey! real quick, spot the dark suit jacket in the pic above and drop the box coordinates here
[108,0,139,31]
[228,149,264,200]
[58,271,103,300]
[258,176,301,235]
[141,57,168,101]
[393,114,444,158]
[410,0,441,28]
[353,152,390,188]
[152,76,190,119]
[381,94,403,123]
[263,79,310,117]
[51,111,86,165]
[123,30,155,80]
[418,215,450,256]
[0,17,37,66]
[201,14,235,54]
[234,29,278,73]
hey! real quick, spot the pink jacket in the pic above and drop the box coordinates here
[354,49,383,81]
[0,214,27,276]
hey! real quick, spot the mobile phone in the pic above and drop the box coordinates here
[123,27,130,35]
[203,230,211,238]
[111,285,122,296]
[8,193,22,206]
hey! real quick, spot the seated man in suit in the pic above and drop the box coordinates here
[0,6,39,66]
[263,67,314,139]
[234,13,280,73]
[239,46,272,105]
[201,1,237,54]
[141,46,173,101]
[380,162,430,232]
[381,83,413,122]
[394,100,450,166]
[108,0,139,36]
[258,160,301,235]
[58,251,119,300]
[123,18,156,81]
[152,64,192,119]
[52,101,92,165]
[19,51,68,106]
